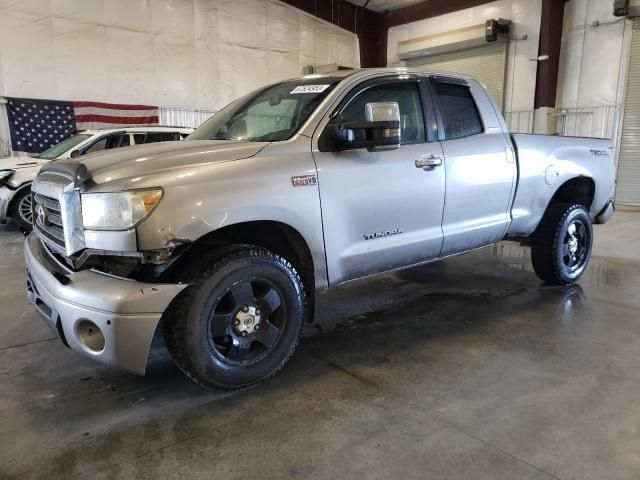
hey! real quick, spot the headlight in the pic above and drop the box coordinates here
[0,169,14,187]
[81,188,163,230]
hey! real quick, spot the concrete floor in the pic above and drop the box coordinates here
[1,212,640,480]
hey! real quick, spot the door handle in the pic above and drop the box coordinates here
[415,155,443,169]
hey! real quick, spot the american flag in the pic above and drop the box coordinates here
[6,97,160,154]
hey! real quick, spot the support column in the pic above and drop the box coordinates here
[533,0,567,134]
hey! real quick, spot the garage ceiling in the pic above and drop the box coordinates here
[349,0,426,12]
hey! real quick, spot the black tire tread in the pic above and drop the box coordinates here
[163,245,305,391]
[530,203,587,285]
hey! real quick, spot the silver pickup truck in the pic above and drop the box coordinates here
[24,68,616,390]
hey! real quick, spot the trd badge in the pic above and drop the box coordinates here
[291,175,317,187]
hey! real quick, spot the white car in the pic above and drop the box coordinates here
[0,126,193,230]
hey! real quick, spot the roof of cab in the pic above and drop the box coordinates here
[298,67,475,83]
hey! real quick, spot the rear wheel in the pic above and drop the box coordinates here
[10,187,33,231]
[164,246,305,390]
[530,203,593,285]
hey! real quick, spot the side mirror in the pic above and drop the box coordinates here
[323,102,401,153]
[70,149,80,158]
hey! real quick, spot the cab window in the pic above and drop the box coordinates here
[338,82,426,145]
[434,82,483,139]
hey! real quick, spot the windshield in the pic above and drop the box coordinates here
[36,134,91,160]
[188,78,342,142]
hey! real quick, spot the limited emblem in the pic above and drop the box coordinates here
[35,204,45,225]
[364,228,403,241]
[291,175,317,187]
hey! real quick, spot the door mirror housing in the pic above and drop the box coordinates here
[323,102,401,152]
[69,149,80,158]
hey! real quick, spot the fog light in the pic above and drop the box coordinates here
[77,320,105,353]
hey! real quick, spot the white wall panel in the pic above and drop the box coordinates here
[0,10,57,99]
[53,18,109,102]
[268,50,299,83]
[268,2,299,52]
[105,27,155,104]
[0,0,359,112]
[51,0,104,23]
[154,34,196,107]
[152,0,194,41]
[104,0,152,32]
[0,0,51,16]
[556,0,628,110]
[387,0,542,114]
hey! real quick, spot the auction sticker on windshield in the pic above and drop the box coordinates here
[290,85,330,94]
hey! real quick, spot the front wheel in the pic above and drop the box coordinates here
[164,246,306,390]
[10,187,33,231]
[530,203,593,285]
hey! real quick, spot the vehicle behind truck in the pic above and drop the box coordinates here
[24,68,616,390]
[0,126,193,230]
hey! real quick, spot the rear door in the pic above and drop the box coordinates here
[430,76,516,255]
[313,75,446,285]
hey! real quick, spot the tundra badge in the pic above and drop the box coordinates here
[364,228,403,240]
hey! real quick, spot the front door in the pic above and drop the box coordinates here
[313,76,446,286]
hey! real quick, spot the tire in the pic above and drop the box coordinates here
[530,203,593,285]
[164,245,306,390]
[10,187,33,231]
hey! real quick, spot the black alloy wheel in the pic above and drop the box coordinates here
[164,246,306,390]
[531,203,593,285]
[208,278,286,365]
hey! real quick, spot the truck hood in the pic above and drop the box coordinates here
[75,140,270,185]
[0,156,49,170]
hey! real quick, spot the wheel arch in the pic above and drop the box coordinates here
[159,220,317,301]
[528,176,595,238]
[547,176,595,210]
[7,181,33,224]
[7,181,33,212]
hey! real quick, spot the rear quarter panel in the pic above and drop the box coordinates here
[508,134,616,237]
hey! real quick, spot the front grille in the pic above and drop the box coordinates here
[33,193,67,253]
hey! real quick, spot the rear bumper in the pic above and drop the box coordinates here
[595,200,615,225]
[24,234,186,374]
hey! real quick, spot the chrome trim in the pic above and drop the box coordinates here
[32,177,86,256]
[61,181,85,255]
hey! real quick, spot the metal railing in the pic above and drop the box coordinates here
[160,107,216,129]
[504,110,535,134]
[553,105,620,140]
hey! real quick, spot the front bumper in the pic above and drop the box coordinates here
[24,234,186,374]
[0,185,14,223]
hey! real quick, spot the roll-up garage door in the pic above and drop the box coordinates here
[407,41,508,111]
[617,19,640,205]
